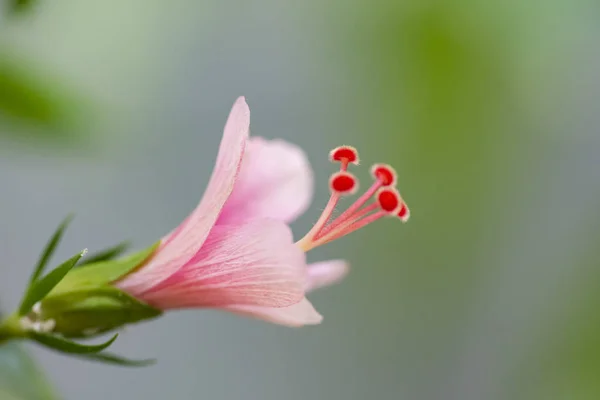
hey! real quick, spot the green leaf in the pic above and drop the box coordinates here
[29,215,74,286]
[19,250,86,316]
[74,352,156,367]
[30,332,118,355]
[42,287,162,338]
[51,242,159,295]
[77,241,130,267]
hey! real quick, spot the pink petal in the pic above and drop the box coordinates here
[224,297,323,327]
[305,260,349,292]
[118,97,250,294]
[217,137,313,225]
[137,219,307,309]
[220,260,348,327]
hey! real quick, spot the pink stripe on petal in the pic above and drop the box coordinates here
[305,260,349,292]
[138,219,307,309]
[118,97,250,294]
[224,297,323,327]
[217,137,313,225]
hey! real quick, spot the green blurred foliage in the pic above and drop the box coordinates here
[6,0,36,14]
[0,310,57,400]
[344,2,518,286]
[0,342,57,400]
[0,52,90,145]
[511,243,600,400]
[323,0,600,399]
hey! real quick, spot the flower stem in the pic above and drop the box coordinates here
[0,313,24,345]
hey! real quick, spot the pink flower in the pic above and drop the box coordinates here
[116,97,409,327]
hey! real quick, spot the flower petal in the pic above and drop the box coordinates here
[224,297,323,327]
[117,97,250,294]
[137,219,307,309]
[217,137,313,225]
[305,260,349,292]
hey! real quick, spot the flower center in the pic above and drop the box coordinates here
[296,145,409,252]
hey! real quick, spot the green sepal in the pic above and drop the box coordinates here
[19,249,86,316]
[28,214,74,285]
[40,286,162,338]
[30,332,118,354]
[51,241,159,296]
[73,352,156,367]
[78,241,131,266]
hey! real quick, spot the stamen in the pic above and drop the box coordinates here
[398,203,410,222]
[297,192,339,251]
[312,210,388,248]
[330,171,358,195]
[314,202,380,241]
[330,146,359,171]
[298,171,358,250]
[315,192,403,246]
[297,145,409,253]
[370,164,397,186]
[317,180,381,238]
[377,188,401,214]
[319,164,394,235]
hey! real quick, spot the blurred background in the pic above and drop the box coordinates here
[1,0,600,399]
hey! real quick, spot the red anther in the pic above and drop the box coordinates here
[330,171,358,194]
[377,188,401,213]
[330,146,359,164]
[370,164,397,186]
[398,203,410,222]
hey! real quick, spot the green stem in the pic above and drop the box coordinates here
[0,313,24,345]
